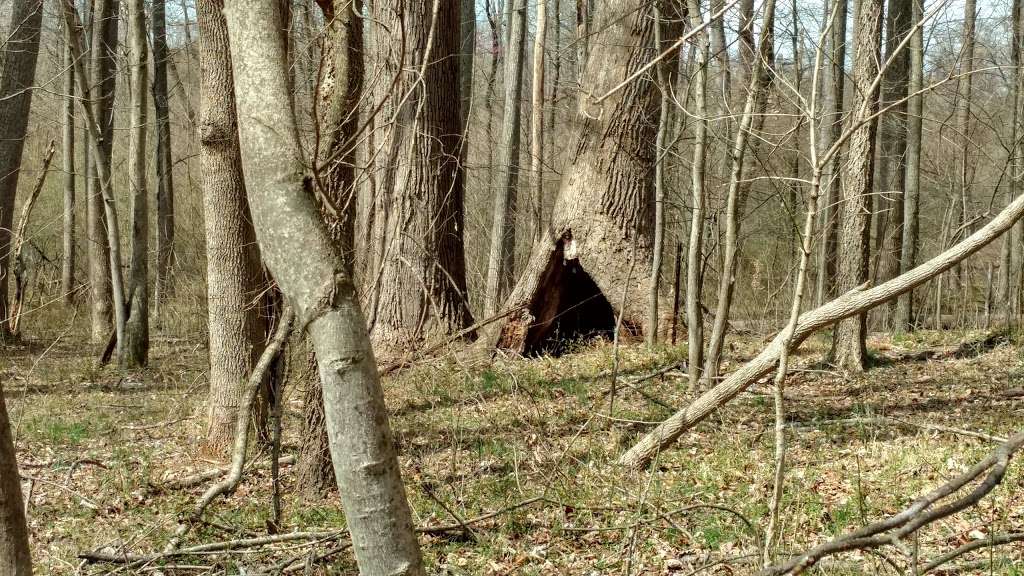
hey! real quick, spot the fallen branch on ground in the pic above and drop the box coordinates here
[759,431,1024,575]
[920,532,1024,574]
[160,455,296,490]
[620,192,1024,468]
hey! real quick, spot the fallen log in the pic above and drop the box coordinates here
[620,192,1024,469]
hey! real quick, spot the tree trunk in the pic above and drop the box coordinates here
[686,0,710,387]
[815,0,847,306]
[484,0,528,318]
[197,0,266,455]
[222,1,425,571]
[531,0,547,243]
[872,0,911,328]
[367,0,474,360]
[828,0,882,373]
[647,5,672,347]
[297,0,365,497]
[86,0,119,345]
[894,0,924,331]
[953,0,976,291]
[461,0,476,131]
[701,0,776,385]
[62,21,76,306]
[492,0,681,355]
[121,0,149,368]
[0,0,44,339]
[152,0,175,313]
[0,382,31,576]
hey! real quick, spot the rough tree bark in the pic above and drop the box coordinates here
[492,0,681,354]
[0,0,44,339]
[815,0,847,306]
[828,0,882,373]
[366,0,474,360]
[0,382,31,576]
[197,0,267,455]
[894,0,924,331]
[484,0,528,318]
[61,20,76,305]
[121,0,149,368]
[152,0,175,311]
[222,1,426,571]
[85,0,119,345]
[297,0,365,497]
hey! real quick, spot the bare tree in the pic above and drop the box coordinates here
[484,0,528,318]
[197,0,266,454]
[121,0,149,367]
[221,1,425,572]
[0,382,31,575]
[153,0,175,311]
[531,0,547,242]
[61,20,76,306]
[815,0,847,305]
[0,0,44,339]
[894,0,924,331]
[85,0,119,345]
[828,0,882,373]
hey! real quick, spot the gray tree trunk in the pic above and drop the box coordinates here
[86,0,119,345]
[530,0,547,243]
[815,0,847,306]
[152,0,175,313]
[367,0,474,360]
[0,0,44,339]
[197,0,266,455]
[872,0,911,329]
[62,21,76,306]
[484,0,528,318]
[686,0,710,387]
[894,0,924,331]
[0,382,31,575]
[828,0,883,373]
[222,1,425,572]
[121,0,149,368]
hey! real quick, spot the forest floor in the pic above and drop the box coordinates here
[3,318,1024,575]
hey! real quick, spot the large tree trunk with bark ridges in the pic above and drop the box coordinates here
[365,0,473,361]
[492,0,680,355]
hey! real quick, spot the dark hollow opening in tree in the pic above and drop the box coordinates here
[523,243,616,356]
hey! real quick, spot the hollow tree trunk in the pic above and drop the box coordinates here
[221,1,425,571]
[122,0,149,368]
[894,0,924,331]
[483,0,528,318]
[828,0,883,373]
[0,0,44,339]
[815,0,847,306]
[61,22,76,306]
[152,0,175,312]
[493,0,681,355]
[86,0,119,345]
[197,0,267,455]
[297,0,364,497]
[0,382,30,576]
[367,0,474,361]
